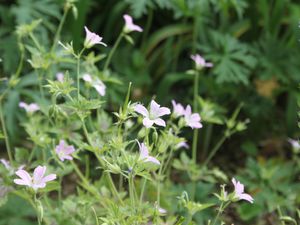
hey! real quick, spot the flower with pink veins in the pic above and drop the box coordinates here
[82,73,106,96]
[135,100,171,128]
[55,140,75,161]
[123,14,143,33]
[84,26,107,49]
[19,102,40,113]
[14,166,56,191]
[171,100,185,118]
[232,178,254,203]
[138,142,160,165]
[191,54,213,70]
[184,105,202,129]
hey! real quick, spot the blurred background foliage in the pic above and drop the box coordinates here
[0,0,299,224]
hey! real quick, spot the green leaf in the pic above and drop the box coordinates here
[201,31,257,85]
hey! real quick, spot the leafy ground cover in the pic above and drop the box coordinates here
[0,0,299,224]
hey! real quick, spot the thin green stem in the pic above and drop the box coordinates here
[192,71,199,164]
[0,100,13,164]
[29,33,42,51]
[34,194,42,225]
[139,178,147,204]
[76,48,85,98]
[14,40,25,78]
[203,135,227,167]
[51,6,69,53]
[277,206,286,225]
[141,10,153,49]
[81,119,124,205]
[212,202,224,225]
[103,33,124,71]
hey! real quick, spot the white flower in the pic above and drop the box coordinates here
[184,105,202,129]
[232,178,254,203]
[19,102,40,113]
[134,100,170,128]
[191,54,213,70]
[123,14,143,33]
[138,142,160,165]
[84,26,107,49]
[171,100,185,117]
[14,166,56,191]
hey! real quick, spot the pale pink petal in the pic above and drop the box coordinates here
[42,174,56,183]
[15,170,32,185]
[56,72,64,82]
[153,118,166,127]
[19,102,27,109]
[33,166,46,182]
[123,14,143,32]
[145,156,160,165]
[143,117,154,128]
[157,107,171,117]
[135,104,149,117]
[240,193,254,203]
[14,179,30,186]
[82,74,92,83]
[94,83,106,96]
[139,142,149,159]
[150,100,161,117]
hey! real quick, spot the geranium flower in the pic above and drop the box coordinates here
[56,72,64,82]
[19,102,40,113]
[184,105,202,129]
[134,100,170,128]
[232,178,254,203]
[191,54,213,70]
[171,100,185,117]
[84,26,107,49]
[55,140,75,161]
[14,166,56,191]
[138,142,160,165]
[123,14,143,33]
[82,73,106,96]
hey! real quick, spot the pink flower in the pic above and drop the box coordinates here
[19,102,40,113]
[56,72,64,82]
[55,140,75,161]
[171,100,185,118]
[82,73,106,96]
[191,54,213,70]
[184,105,202,129]
[232,178,254,203]
[123,14,143,33]
[138,142,160,165]
[135,100,171,128]
[84,26,107,49]
[14,166,56,191]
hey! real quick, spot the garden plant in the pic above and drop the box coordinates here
[0,0,299,224]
